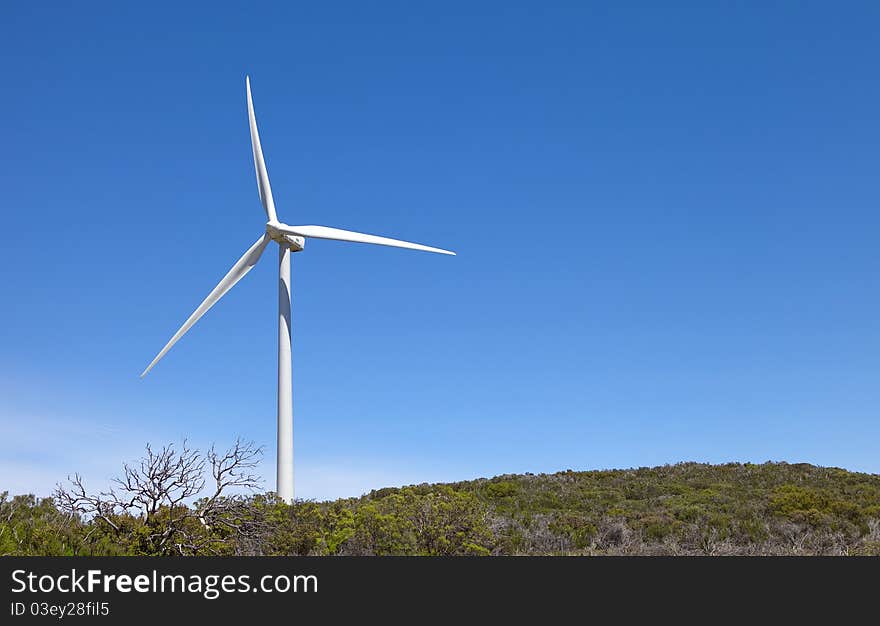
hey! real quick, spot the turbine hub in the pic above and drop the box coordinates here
[266,222,305,252]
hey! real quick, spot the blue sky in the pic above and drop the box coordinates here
[2,2,878,499]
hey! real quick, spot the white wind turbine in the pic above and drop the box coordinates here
[141,77,454,503]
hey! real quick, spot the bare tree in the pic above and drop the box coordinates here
[55,438,265,555]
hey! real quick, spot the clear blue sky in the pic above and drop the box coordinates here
[2,2,878,499]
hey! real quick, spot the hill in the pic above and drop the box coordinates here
[441,461,880,555]
[3,461,880,555]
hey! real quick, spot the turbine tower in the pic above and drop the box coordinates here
[141,77,454,503]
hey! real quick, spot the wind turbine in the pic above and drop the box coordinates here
[141,77,455,503]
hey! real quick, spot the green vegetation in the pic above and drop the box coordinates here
[4,459,880,555]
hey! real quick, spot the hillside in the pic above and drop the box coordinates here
[335,461,880,555]
[3,461,880,556]
[441,461,880,555]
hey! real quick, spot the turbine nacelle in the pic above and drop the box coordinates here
[266,221,305,251]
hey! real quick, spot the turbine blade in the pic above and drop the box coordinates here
[246,76,277,222]
[275,224,456,256]
[141,234,271,377]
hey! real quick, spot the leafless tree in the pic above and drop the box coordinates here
[55,438,265,555]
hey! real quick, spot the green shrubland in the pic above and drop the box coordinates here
[4,458,880,556]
